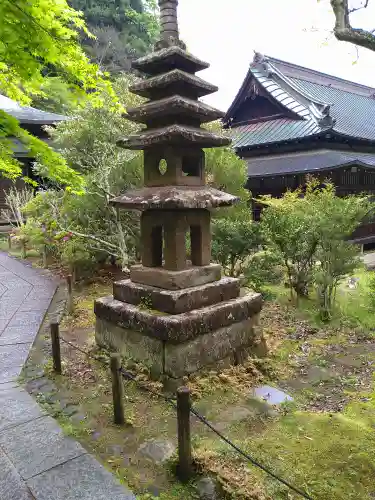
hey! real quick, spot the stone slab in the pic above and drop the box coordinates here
[27,453,136,500]
[95,291,262,343]
[0,343,32,382]
[130,263,221,290]
[252,385,293,405]
[0,449,34,500]
[7,310,46,328]
[164,318,257,377]
[113,277,240,314]
[0,415,86,479]
[0,324,40,345]
[0,386,45,432]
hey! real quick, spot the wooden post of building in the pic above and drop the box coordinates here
[177,386,193,482]
[66,274,73,314]
[110,353,125,425]
[50,322,62,374]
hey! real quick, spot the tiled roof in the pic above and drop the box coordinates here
[232,119,320,149]
[246,149,375,177]
[226,54,375,150]
[0,94,66,124]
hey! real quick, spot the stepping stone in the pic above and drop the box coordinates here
[27,453,135,500]
[138,439,176,464]
[0,386,45,432]
[0,415,85,479]
[0,449,34,500]
[252,385,293,405]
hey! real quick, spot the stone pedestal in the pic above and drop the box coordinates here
[95,282,262,381]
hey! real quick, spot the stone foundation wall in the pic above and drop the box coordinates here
[96,314,261,381]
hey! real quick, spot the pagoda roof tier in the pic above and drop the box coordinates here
[130,69,217,99]
[125,95,224,124]
[110,186,238,210]
[117,124,231,150]
[132,46,209,76]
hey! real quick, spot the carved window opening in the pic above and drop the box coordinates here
[182,155,200,177]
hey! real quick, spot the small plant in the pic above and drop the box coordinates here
[368,272,375,310]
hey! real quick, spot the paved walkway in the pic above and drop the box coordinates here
[0,252,135,500]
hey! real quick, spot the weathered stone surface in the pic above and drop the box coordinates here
[96,318,164,375]
[113,277,240,314]
[132,45,209,75]
[111,185,237,210]
[95,292,262,344]
[130,263,222,290]
[118,123,230,150]
[0,343,31,382]
[27,453,136,500]
[0,415,85,479]
[0,450,34,500]
[126,95,224,124]
[164,318,256,377]
[128,69,218,100]
[196,477,219,500]
[0,387,45,432]
[138,439,176,464]
[0,323,40,345]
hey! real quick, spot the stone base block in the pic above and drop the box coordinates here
[94,292,262,343]
[95,313,262,380]
[130,263,221,290]
[113,277,240,314]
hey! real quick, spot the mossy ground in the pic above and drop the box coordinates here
[19,256,375,500]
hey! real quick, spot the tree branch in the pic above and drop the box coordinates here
[331,0,375,51]
[348,0,369,13]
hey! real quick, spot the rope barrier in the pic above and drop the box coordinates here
[57,334,313,499]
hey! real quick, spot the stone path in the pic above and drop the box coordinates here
[0,252,135,500]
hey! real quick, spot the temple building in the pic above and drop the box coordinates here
[0,94,66,219]
[224,53,375,248]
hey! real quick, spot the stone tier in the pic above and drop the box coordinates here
[125,95,224,125]
[113,277,240,314]
[117,124,230,150]
[130,263,222,290]
[110,186,238,210]
[132,46,209,76]
[129,69,217,99]
[94,292,262,344]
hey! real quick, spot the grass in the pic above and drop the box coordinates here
[15,245,375,500]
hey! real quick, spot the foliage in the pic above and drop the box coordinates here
[260,178,372,319]
[69,0,159,73]
[260,181,320,298]
[211,211,261,278]
[0,0,114,188]
[368,271,375,311]
[24,75,143,271]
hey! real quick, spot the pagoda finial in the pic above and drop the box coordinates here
[157,0,184,49]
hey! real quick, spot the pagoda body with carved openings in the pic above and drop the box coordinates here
[94,0,263,385]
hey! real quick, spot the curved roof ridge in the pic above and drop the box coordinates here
[256,55,334,128]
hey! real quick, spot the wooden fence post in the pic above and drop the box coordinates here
[66,274,73,314]
[42,245,47,268]
[177,386,193,482]
[21,240,26,259]
[7,234,11,251]
[110,353,125,425]
[50,322,62,374]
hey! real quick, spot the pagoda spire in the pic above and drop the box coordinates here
[159,0,179,42]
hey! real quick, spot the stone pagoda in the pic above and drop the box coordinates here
[94,0,263,384]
